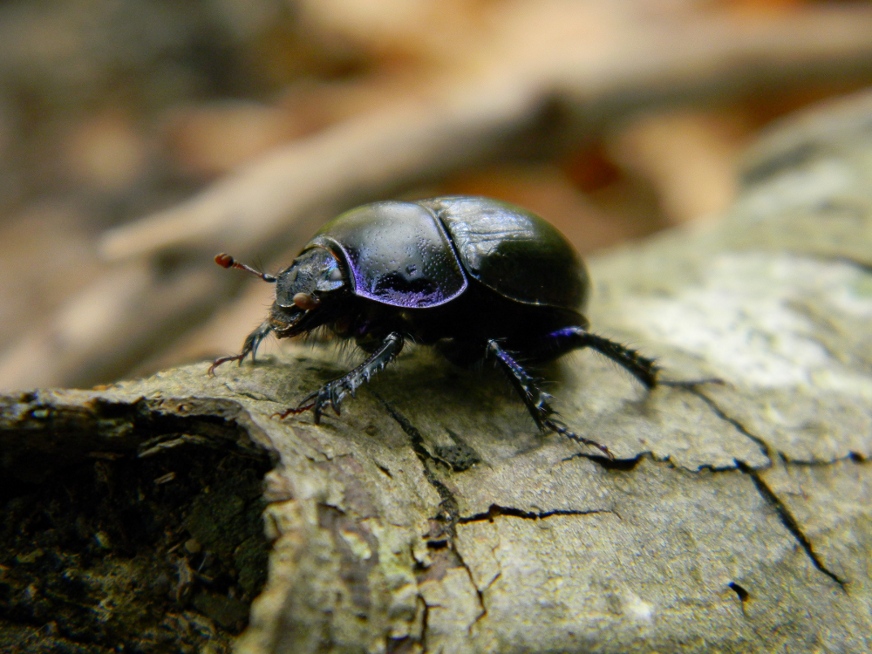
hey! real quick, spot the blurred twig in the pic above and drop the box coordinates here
[0,262,220,388]
[102,6,872,261]
[5,4,872,389]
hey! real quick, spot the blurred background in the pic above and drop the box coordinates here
[1,0,871,390]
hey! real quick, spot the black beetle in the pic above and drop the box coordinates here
[210,196,658,456]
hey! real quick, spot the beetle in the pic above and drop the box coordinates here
[210,196,658,457]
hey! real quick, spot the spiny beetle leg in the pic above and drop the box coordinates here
[531,326,659,389]
[486,339,613,458]
[275,332,405,423]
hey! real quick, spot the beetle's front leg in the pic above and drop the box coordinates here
[209,321,273,374]
[486,339,612,458]
[279,332,405,423]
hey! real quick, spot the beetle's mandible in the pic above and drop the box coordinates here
[210,196,658,457]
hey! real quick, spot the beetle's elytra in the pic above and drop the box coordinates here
[210,196,658,457]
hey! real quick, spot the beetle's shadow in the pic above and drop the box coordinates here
[272,346,530,455]
[367,347,638,465]
[262,345,651,468]
[374,358,539,464]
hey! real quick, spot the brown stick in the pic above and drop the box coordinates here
[101,6,872,261]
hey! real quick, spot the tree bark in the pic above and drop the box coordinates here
[2,91,872,653]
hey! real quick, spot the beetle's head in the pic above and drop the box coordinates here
[270,247,347,337]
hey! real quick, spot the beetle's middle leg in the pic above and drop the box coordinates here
[281,331,405,423]
[526,326,658,389]
[486,339,612,458]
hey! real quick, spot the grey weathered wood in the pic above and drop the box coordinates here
[3,91,872,653]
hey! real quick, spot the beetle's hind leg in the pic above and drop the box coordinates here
[486,340,612,458]
[279,332,405,423]
[209,321,273,374]
[529,326,658,389]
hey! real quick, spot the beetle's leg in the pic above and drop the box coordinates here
[486,340,612,458]
[280,332,405,423]
[529,326,658,389]
[208,321,273,374]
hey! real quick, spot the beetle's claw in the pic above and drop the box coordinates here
[543,416,613,459]
[208,352,245,375]
[273,393,317,421]
[535,395,613,459]
[278,384,343,424]
[296,391,318,412]
[280,404,313,422]
[563,427,611,459]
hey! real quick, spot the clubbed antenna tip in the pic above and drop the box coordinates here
[214,253,277,283]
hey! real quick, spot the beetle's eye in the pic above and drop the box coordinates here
[315,260,345,292]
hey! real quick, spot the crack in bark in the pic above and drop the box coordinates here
[376,395,491,638]
[454,547,488,633]
[687,388,773,466]
[690,387,868,470]
[458,504,613,524]
[418,598,430,654]
[779,451,868,467]
[376,394,459,532]
[802,251,872,275]
[220,381,274,403]
[736,461,846,589]
[682,367,853,588]
[834,254,872,274]
[559,451,642,469]
[372,385,860,644]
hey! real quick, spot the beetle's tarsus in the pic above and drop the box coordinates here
[208,353,245,375]
[210,321,273,375]
[273,406,300,420]
[543,416,613,459]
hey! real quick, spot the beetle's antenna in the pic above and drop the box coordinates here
[214,253,277,283]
